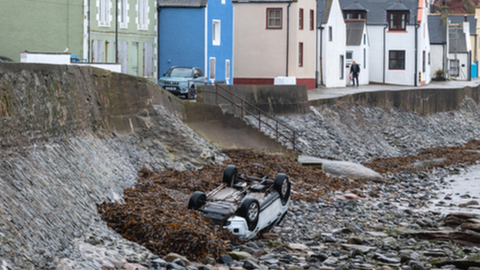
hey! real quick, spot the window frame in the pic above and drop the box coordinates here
[120,0,128,28]
[389,50,406,70]
[340,55,344,79]
[310,9,314,30]
[99,0,110,27]
[299,42,303,67]
[209,57,216,80]
[344,11,365,20]
[225,60,230,80]
[388,11,408,31]
[266,8,283,29]
[212,20,221,46]
[138,0,148,30]
[449,59,459,76]
[346,51,353,63]
[299,8,304,30]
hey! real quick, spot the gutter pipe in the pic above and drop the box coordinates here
[415,15,420,86]
[88,0,91,61]
[115,0,118,63]
[383,24,387,83]
[286,1,292,76]
[320,27,324,86]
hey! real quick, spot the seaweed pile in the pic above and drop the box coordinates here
[99,141,480,261]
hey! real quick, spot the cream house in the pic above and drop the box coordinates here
[232,0,317,89]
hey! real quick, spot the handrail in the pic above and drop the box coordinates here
[194,83,296,151]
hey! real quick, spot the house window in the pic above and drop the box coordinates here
[225,60,230,80]
[346,51,353,62]
[299,9,303,29]
[299,42,303,67]
[422,51,426,72]
[363,34,366,45]
[329,26,332,41]
[344,11,365,19]
[267,8,282,29]
[138,0,148,30]
[363,48,366,69]
[388,11,408,31]
[340,55,344,79]
[450,60,459,76]
[213,20,221,46]
[99,0,110,27]
[210,57,216,80]
[310,10,314,30]
[120,0,128,28]
[389,50,405,69]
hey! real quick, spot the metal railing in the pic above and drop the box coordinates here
[196,83,296,151]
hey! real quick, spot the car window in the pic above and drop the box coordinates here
[194,68,204,77]
[165,68,193,78]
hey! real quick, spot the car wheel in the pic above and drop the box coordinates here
[189,86,197,99]
[274,173,291,206]
[188,191,207,210]
[222,165,238,187]
[237,198,260,231]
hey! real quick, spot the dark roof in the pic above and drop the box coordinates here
[428,15,443,44]
[343,1,367,11]
[317,0,333,26]
[339,0,420,25]
[231,0,291,2]
[346,20,365,45]
[158,0,207,7]
[448,15,476,35]
[449,26,468,53]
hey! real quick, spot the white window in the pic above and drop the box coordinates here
[210,57,216,80]
[225,60,230,80]
[120,0,128,28]
[213,20,221,46]
[346,51,353,62]
[99,0,110,27]
[138,0,148,30]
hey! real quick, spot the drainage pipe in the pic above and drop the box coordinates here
[286,1,292,76]
[383,24,387,84]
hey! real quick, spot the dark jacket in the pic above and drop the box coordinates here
[350,64,360,75]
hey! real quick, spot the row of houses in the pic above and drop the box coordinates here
[1,0,478,89]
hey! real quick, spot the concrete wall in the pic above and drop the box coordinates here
[199,84,310,115]
[309,86,480,115]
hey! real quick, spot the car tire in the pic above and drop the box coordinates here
[274,173,291,206]
[222,165,238,187]
[188,191,207,210]
[237,198,260,231]
[189,86,197,99]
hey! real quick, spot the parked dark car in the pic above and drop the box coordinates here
[0,56,14,62]
[158,66,208,99]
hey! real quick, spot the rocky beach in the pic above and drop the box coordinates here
[2,63,480,270]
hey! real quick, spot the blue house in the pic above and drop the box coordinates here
[158,0,233,84]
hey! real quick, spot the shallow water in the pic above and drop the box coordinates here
[426,165,480,215]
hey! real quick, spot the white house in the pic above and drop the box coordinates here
[345,20,369,86]
[448,20,472,80]
[317,0,347,88]
[340,0,431,86]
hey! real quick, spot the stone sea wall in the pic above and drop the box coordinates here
[0,63,224,269]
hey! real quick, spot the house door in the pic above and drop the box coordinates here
[143,42,153,78]
[118,41,128,74]
[131,42,139,76]
[92,40,104,62]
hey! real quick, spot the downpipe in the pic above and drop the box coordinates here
[414,17,420,86]
[286,1,292,76]
[383,24,387,84]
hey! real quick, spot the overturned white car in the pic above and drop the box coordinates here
[188,165,291,240]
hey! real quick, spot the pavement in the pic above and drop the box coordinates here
[307,78,480,101]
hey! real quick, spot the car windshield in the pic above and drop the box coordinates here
[164,68,193,78]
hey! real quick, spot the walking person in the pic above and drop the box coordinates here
[350,60,360,86]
